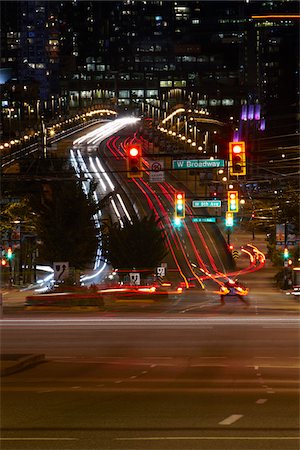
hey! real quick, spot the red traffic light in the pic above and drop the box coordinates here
[126,144,142,178]
[229,141,246,176]
[129,146,139,157]
[232,144,242,154]
[1,258,7,266]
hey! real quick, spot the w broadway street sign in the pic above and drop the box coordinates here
[173,159,225,169]
[192,200,221,208]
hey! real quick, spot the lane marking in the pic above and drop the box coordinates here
[116,436,299,441]
[219,414,244,425]
[130,375,137,379]
[0,438,78,441]
[266,389,275,394]
[114,380,122,384]
[256,398,268,404]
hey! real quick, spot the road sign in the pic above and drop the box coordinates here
[173,159,225,170]
[192,217,216,223]
[129,272,140,285]
[53,261,69,281]
[192,200,221,208]
[232,250,239,259]
[157,266,166,277]
[149,160,165,182]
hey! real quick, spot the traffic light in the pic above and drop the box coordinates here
[283,247,289,259]
[229,141,246,176]
[174,191,185,219]
[126,143,142,178]
[1,258,7,266]
[227,190,239,212]
[6,247,13,260]
[225,212,234,227]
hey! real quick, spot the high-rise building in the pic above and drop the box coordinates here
[1,1,299,136]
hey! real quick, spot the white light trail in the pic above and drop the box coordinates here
[116,193,132,223]
[95,157,115,191]
[89,157,107,192]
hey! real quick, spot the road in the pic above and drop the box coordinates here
[1,313,299,450]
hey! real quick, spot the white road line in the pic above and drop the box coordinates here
[130,375,137,379]
[266,389,275,394]
[114,380,122,384]
[0,438,78,441]
[256,399,268,404]
[116,436,299,441]
[219,414,244,425]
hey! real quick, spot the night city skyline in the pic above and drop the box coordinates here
[1,2,300,450]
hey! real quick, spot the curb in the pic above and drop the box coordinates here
[0,354,45,377]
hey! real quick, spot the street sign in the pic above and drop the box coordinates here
[192,217,216,223]
[129,272,140,285]
[157,266,166,277]
[232,250,239,259]
[192,200,221,208]
[53,261,69,281]
[149,160,165,182]
[173,159,225,170]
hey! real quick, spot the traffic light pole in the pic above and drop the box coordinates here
[227,228,231,245]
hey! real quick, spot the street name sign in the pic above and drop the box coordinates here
[192,200,221,208]
[173,159,225,169]
[192,217,217,223]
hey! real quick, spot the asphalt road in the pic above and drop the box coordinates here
[1,315,299,450]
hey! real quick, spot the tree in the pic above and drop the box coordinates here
[33,180,99,270]
[101,212,168,273]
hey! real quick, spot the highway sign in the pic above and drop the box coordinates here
[157,266,166,277]
[192,200,221,208]
[129,272,140,285]
[173,159,225,169]
[192,217,216,223]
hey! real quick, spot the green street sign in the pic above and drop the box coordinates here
[192,217,217,223]
[192,200,222,208]
[173,159,225,169]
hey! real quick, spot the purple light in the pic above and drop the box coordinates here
[259,118,265,131]
[248,104,254,120]
[241,104,247,121]
[254,104,261,121]
[233,130,240,141]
